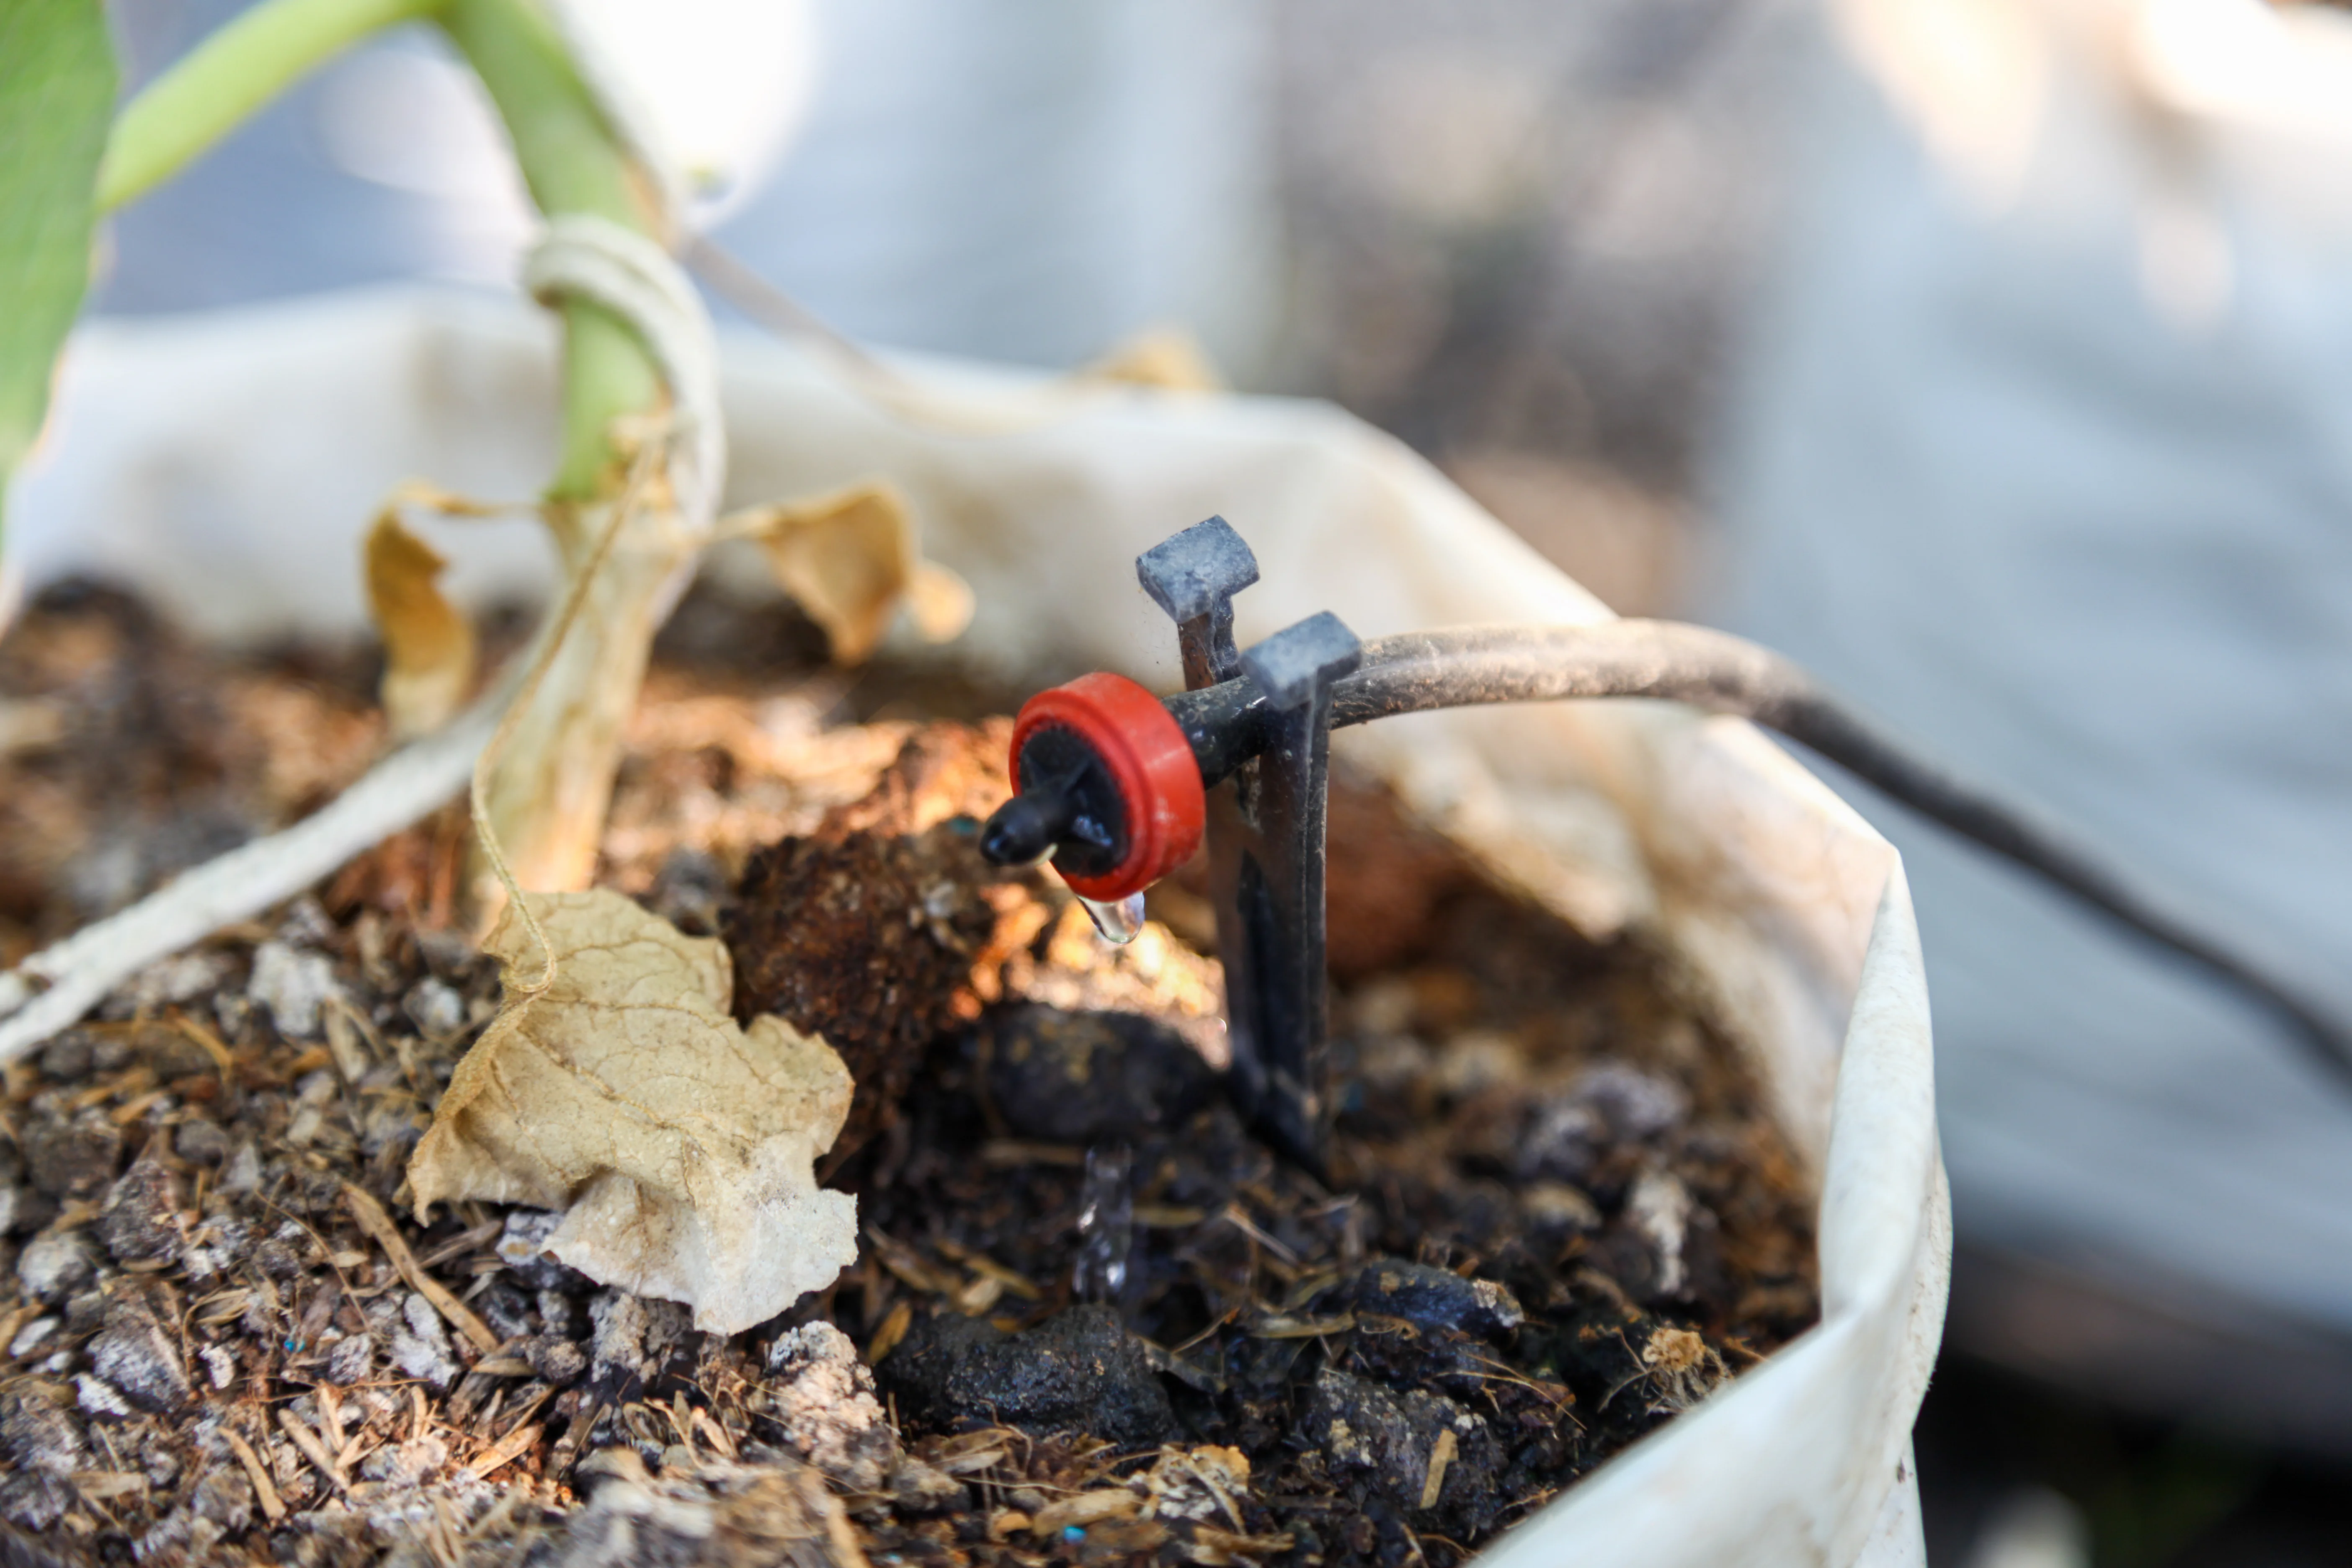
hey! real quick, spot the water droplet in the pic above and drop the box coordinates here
[1077,892,1146,945]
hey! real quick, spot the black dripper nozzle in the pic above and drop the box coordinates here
[980,788,1075,867]
[982,727,1129,878]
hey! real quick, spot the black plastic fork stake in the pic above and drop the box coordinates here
[1138,519,1361,1175]
[1215,614,1361,1174]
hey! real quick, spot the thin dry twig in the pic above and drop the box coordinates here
[466,1420,544,1479]
[415,1219,504,1271]
[222,1429,285,1524]
[276,1407,348,1493]
[1418,1429,1458,1511]
[342,1182,498,1355]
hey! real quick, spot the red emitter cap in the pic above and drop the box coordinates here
[982,673,1206,902]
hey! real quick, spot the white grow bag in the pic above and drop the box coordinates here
[10,289,1949,1567]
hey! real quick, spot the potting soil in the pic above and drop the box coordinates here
[0,584,1817,1566]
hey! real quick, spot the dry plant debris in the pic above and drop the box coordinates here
[0,583,1818,1568]
[410,892,859,1334]
[736,481,975,665]
[363,511,479,742]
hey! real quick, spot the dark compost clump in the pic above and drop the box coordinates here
[0,583,1817,1567]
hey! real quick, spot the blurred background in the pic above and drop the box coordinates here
[41,0,2352,1559]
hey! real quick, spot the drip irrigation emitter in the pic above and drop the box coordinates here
[980,516,2352,1172]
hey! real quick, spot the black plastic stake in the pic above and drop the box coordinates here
[1141,520,1362,1171]
[1217,613,1361,1172]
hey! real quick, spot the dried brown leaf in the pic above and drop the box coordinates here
[743,481,972,663]
[365,511,477,739]
[408,891,858,1333]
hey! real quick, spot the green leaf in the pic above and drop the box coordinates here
[0,0,116,547]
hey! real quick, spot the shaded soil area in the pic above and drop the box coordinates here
[0,585,1816,1565]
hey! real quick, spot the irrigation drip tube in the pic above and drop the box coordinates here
[1158,619,2352,1091]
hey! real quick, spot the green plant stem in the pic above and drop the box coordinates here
[436,0,679,896]
[101,0,663,514]
[93,0,678,901]
[97,0,441,213]
[438,0,663,514]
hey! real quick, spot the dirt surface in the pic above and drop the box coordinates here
[0,584,1816,1565]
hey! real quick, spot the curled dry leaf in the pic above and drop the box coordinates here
[364,510,477,739]
[1079,326,1227,392]
[907,560,977,644]
[408,890,857,1333]
[743,480,973,664]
